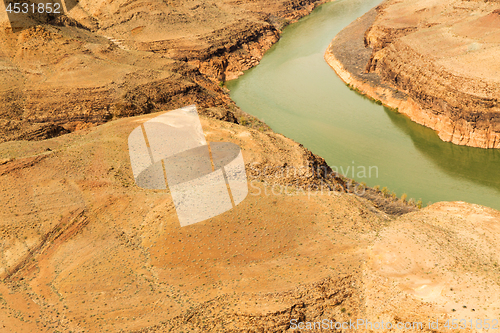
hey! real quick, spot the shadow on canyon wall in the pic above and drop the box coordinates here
[384,106,500,194]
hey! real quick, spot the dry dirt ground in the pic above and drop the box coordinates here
[0,112,499,332]
[326,0,500,148]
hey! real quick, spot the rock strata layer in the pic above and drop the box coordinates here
[325,0,500,149]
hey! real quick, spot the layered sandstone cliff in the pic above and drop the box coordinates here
[326,0,500,148]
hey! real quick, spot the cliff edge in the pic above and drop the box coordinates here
[325,0,500,149]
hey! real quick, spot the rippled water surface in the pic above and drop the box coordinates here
[227,0,500,209]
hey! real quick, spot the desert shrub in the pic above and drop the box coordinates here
[381,186,389,196]
[416,199,423,209]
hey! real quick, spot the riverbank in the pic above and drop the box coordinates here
[324,9,414,114]
[325,1,500,149]
[324,9,431,135]
[0,0,418,214]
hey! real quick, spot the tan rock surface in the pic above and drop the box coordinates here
[0,0,499,331]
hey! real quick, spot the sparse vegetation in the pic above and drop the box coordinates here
[381,186,389,196]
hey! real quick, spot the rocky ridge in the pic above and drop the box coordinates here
[1,0,499,331]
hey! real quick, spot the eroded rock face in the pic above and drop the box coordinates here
[0,0,327,143]
[364,0,500,148]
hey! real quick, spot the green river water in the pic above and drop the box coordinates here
[226,0,500,210]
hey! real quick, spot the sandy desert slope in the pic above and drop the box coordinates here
[0,0,499,331]
[0,112,499,332]
[325,0,500,148]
